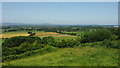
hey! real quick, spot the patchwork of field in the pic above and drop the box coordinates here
[1,31,79,40]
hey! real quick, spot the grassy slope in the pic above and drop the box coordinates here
[3,46,118,66]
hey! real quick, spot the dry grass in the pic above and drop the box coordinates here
[36,33,59,35]
[1,34,29,38]
[1,32,78,38]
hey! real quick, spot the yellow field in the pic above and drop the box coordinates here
[36,33,59,35]
[0,34,29,38]
[1,32,78,38]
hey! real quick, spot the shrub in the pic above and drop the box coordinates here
[42,46,56,52]
[42,36,55,44]
[102,40,119,49]
[110,41,119,49]
[80,29,112,43]
[28,32,36,36]
[53,39,80,48]
[2,36,41,47]
[2,46,57,62]
[2,36,42,57]
[2,36,26,47]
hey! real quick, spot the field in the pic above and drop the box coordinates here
[2,25,119,66]
[1,31,78,41]
[63,31,84,35]
[1,1,119,66]
[3,46,118,66]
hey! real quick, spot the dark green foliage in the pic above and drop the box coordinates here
[3,46,56,62]
[2,25,106,33]
[117,27,120,40]
[28,31,32,34]
[2,36,58,62]
[53,39,80,48]
[108,27,120,40]
[102,39,119,49]
[25,36,41,43]
[42,36,55,44]
[28,32,36,36]
[102,39,112,46]
[2,36,26,47]
[2,36,42,56]
[80,29,112,43]
[2,36,41,47]
[41,36,78,48]
[60,32,77,36]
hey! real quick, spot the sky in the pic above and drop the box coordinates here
[2,2,118,25]
[0,2,2,24]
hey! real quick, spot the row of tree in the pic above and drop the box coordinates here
[2,25,111,33]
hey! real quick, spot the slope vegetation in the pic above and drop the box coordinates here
[3,46,118,66]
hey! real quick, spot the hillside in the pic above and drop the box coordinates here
[3,46,118,66]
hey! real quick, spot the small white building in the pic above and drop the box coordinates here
[114,25,119,28]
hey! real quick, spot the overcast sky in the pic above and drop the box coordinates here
[2,2,118,25]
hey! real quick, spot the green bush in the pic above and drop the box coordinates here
[80,29,112,43]
[3,46,57,62]
[2,36,41,47]
[2,36,43,57]
[101,40,119,49]
[42,46,56,52]
[42,36,55,44]
[53,39,80,48]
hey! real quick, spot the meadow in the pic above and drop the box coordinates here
[3,46,118,66]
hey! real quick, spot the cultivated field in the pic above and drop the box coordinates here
[1,31,79,41]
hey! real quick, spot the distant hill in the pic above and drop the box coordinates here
[2,23,118,26]
[2,23,56,26]
[2,23,30,26]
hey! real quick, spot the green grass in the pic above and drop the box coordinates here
[2,31,48,34]
[3,46,118,66]
[64,31,85,35]
[54,36,79,41]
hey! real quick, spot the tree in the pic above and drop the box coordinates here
[28,32,36,36]
[80,29,112,43]
[2,36,41,47]
[42,36,55,44]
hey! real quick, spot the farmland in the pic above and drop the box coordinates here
[1,31,78,41]
[1,25,120,66]
[1,2,119,67]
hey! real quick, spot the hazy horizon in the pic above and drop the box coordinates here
[2,2,118,25]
